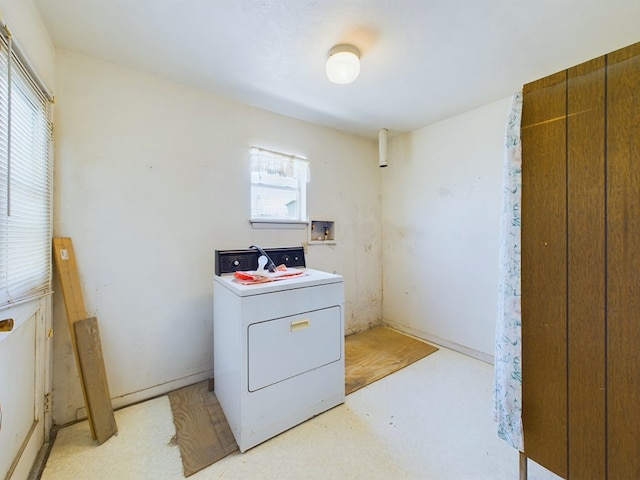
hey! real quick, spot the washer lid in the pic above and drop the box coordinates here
[214,268,343,296]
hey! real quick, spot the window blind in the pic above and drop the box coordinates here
[0,28,53,308]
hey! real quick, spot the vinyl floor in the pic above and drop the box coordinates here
[41,345,562,480]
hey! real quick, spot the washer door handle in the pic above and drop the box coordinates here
[290,319,310,332]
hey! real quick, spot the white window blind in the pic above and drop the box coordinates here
[250,147,309,222]
[0,28,53,308]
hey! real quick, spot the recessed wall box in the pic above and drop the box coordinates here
[308,220,336,244]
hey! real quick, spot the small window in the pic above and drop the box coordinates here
[250,147,309,224]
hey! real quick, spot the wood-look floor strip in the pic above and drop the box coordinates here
[345,326,438,395]
[168,381,238,477]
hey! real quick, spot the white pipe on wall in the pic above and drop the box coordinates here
[378,128,388,168]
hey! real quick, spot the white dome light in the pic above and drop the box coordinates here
[326,44,360,84]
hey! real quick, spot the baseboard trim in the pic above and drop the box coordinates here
[75,370,214,421]
[383,321,494,365]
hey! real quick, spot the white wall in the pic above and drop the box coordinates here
[0,0,54,88]
[382,97,512,361]
[52,50,383,425]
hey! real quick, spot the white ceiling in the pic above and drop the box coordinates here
[32,0,640,139]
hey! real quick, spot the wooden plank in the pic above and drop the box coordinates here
[606,41,640,479]
[168,381,238,477]
[566,56,606,478]
[52,237,95,440]
[521,71,568,478]
[52,237,87,325]
[73,317,118,444]
[201,383,238,457]
[344,326,438,395]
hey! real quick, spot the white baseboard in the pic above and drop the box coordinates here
[76,369,214,421]
[383,321,494,365]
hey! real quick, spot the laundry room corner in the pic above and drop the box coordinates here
[51,48,383,426]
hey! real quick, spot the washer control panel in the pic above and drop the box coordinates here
[215,246,306,276]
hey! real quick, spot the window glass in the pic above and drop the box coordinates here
[250,147,308,222]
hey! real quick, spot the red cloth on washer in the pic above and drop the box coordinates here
[233,265,305,285]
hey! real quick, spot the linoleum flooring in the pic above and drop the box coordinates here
[41,345,562,480]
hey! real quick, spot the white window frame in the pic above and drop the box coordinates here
[0,27,54,310]
[249,146,309,229]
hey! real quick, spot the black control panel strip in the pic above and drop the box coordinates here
[215,246,306,276]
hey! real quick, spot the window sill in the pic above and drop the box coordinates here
[250,219,308,230]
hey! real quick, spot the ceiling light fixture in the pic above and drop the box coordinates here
[326,44,360,84]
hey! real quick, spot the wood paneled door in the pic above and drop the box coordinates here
[521,41,640,480]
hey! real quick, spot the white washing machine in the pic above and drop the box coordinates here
[213,246,345,452]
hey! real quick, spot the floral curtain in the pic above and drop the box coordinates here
[493,91,523,451]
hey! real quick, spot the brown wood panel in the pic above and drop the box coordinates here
[73,317,118,444]
[566,56,606,479]
[521,72,568,478]
[168,381,237,477]
[606,42,640,479]
[345,326,438,395]
[522,71,567,127]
